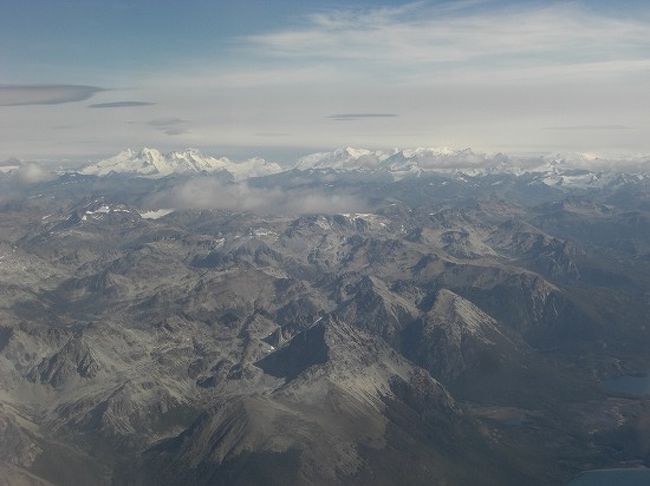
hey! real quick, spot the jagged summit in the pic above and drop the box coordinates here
[78,147,283,180]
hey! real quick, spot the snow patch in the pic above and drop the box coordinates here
[139,209,175,219]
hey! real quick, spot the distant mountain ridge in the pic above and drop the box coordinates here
[69,146,650,188]
[78,147,283,180]
[296,146,650,178]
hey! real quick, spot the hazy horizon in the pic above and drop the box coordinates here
[2,0,650,161]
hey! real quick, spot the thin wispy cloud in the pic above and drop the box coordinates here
[243,3,650,82]
[88,101,155,108]
[544,125,634,131]
[146,117,189,136]
[0,157,20,167]
[255,132,291,137]
[328,113,398,121]
[162,127,189,136]
[148,117,186,127]
[0,84,103,106]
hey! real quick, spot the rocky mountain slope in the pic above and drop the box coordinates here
[1,154,650,485]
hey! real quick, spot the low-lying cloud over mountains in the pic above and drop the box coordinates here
[149,177,368,215]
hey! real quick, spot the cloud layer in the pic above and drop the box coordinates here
[150,177,367,215]
[244,2,650,81]
[0,85,103,106]
[147,117,189,136]
[543,125,634,131]
[328,113,398,121]
[88,101,155,108]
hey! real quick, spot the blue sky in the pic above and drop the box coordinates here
[1,0,650,162]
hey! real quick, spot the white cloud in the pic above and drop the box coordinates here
[244,3,650,81]
[0,85,103,106]
[150,177,367,215]
[14,162,55,184]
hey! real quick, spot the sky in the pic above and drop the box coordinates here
[1,0,650,163]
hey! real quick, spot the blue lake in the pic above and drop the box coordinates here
[569,468,650,485]
[603,371,650,397]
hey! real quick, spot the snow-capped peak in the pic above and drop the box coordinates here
[78,148,283,180]
[296,146,389,170]
[295,146,512,177]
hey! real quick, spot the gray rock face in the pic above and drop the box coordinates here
[409,289,515,382]
[27,336,100,387]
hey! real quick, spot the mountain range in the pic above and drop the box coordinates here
[68,146,650,188]
[1,147,650,485]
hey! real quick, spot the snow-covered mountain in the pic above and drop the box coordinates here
[296,146,389,171]
[78,148,283,180]
[73,146,650,190]
[296,146,650,187]
[380,147,512,176]
[297,146,521,176]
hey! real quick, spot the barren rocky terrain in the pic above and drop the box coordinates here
[1,151,650,485]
